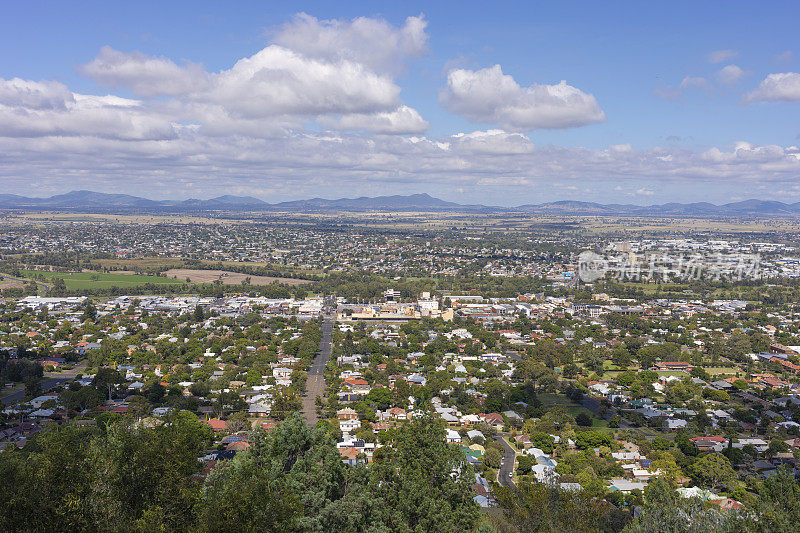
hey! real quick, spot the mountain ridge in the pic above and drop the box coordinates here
[2,190,800,216]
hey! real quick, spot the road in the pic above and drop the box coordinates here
[0,273,50,293]
[300,298,335,425]
[494,434,517,488]
[2,361,87,405]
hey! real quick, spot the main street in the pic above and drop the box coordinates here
[301,297,335,425]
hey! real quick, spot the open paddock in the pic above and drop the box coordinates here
[163,268,311,286]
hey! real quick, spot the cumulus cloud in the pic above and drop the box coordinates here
[78,13,427,137]
[2,14,799,201]
[440,65,605,131]
[319,105,428,134]
[0,78,73,109]
[707,49,738,64]
[81,46,209,98]
[0,77,175,140]
[716,64,747,85]
[272,13,428,72]
[201,46,400,118]
[3,123,799,202]
[745,72,800,102]
[449,130,535,155]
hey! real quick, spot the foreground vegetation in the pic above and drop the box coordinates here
[0,414,482,533]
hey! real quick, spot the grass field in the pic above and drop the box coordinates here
[22,270,185,290]
[537,393,609,428]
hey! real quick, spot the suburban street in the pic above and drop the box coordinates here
[494,434,517,488]
[2,361,87,406]
[300,298,335,425]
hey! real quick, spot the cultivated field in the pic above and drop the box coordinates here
[164,268,312,286]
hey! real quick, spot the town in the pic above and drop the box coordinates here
[2,214,800,531]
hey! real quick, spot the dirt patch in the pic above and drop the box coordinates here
[0,278,24,289]
[164,268,311,286]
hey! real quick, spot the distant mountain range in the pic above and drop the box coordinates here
[2,190,800,217]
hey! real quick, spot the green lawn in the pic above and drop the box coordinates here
[22,270,185,290]
[705,366,739,377]
[537,393,608,428]
[0,384,24,400]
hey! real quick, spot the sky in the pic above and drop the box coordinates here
[0,1,799,206]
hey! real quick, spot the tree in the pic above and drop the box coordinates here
[517,454,534,475]
[93,367,123,400]
[483,447,503,469]
[0,411,212,532]
[650,452,684,485]
[373,415,481,532]
[82,301,97,321]
[625,477,735,532]
[365,386,394,411]
[690,452,737,490]
[492,483,630,532]
[576,413,593,427]
[574,431,612,450]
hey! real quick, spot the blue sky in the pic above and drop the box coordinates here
[0,1,798,205]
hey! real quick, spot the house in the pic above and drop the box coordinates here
[339,447,363,466]
[273,367,292,379]
[467,430,485,441]
[341,378,371,394]
[611,451,641,461]
[531,464,559,484]
[733,438,768,453]
[481,413,504,429]
[709,498,745,511]
[691,436,728,452]
[339,418,361,433]
[663,418,688,430]
[446,429,462,443]
[654,362,693,372]
[205,418,228,432]
[337,407,359,420]
[608,479,648,493]
[387,407,408,420]
[502,410,523,422]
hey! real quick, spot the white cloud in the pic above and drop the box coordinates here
[81,46,209,98]
[319,105,429,134]
[746,72,800,102]
[679,76,711,92]
[655,76,712,99]
[707,49,738,64]
[200,45,402,118]
[716,64,747,85]
[774,50,793,64]
[0,77,174,140]
[0,78,73,109]
[450,130,535,155]
[440,65,605,131]
[2,14,800,201]
[272,13,427,73]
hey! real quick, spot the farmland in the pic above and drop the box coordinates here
[164,268,312,286]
